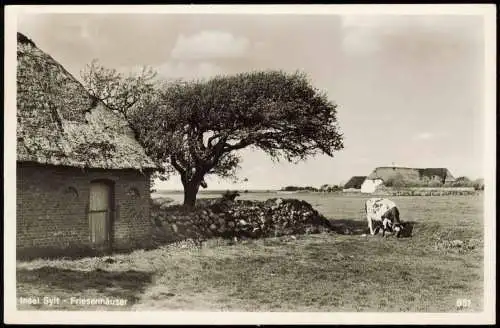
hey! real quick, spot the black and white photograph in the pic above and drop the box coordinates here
[3,4,496,325]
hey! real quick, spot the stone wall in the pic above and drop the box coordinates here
[372,186,477,196]
[150,197,333,245]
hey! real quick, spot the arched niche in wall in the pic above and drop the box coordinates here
[63,186,79,200]
[127,187,140,199]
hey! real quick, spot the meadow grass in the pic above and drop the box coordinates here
[16,194,484,312]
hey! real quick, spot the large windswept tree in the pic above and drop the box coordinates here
[82,62,344,208]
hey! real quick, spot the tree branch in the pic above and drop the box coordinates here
[170,155,186,175]
[207,132,224,148]
[223,139,252,152]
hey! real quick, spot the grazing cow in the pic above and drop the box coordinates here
[365,198,403,237]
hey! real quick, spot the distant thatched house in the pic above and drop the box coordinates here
[361,167,455,193]
[342,176,366,192]
[16,33,158,258]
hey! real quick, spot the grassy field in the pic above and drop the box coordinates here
[16,193,484,312]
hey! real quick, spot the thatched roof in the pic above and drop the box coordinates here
[343,176,366,189]
[16,32,157,171]
[367,167,419,181]
[418,168,455,182]
[366,167,455,183]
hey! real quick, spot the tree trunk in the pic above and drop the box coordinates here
[183,180,201,209]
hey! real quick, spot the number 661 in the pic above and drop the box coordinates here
[456,299,471,308]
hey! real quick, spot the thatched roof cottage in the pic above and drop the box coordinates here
[360,166,456,193]
[16,33,158,258]
[342,176,366,192]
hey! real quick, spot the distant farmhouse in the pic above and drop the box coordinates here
[342,176,366,192]
[361,167,456,193]
[16,33,157,258]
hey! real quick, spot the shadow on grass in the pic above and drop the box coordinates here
[328,218,368,235]
[328,218,416,238]
[17,244,156,261]
[17,266,154,309]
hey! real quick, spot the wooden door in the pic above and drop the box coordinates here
[89,181,112,249]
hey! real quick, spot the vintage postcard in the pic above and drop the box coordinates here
[4,4,496,325]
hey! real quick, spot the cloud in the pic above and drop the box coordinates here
[79,19,102,42]
[340,15,400,54]
[17,14,41,34]
[413,132,434,140]
[340,15,482,55]
[412,130,450,141]
[171,30,250,60]
[341,28,381,54]
[156,61,223,80]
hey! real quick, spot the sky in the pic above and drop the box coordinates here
[16,11,487,190]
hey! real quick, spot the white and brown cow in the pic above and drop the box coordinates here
[365,198,403,237]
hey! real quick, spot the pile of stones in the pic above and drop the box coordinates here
[150,197,333,244]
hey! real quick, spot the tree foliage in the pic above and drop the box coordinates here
[81,63,344,207]
[280,186,319,192]
[81,59,158,122]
